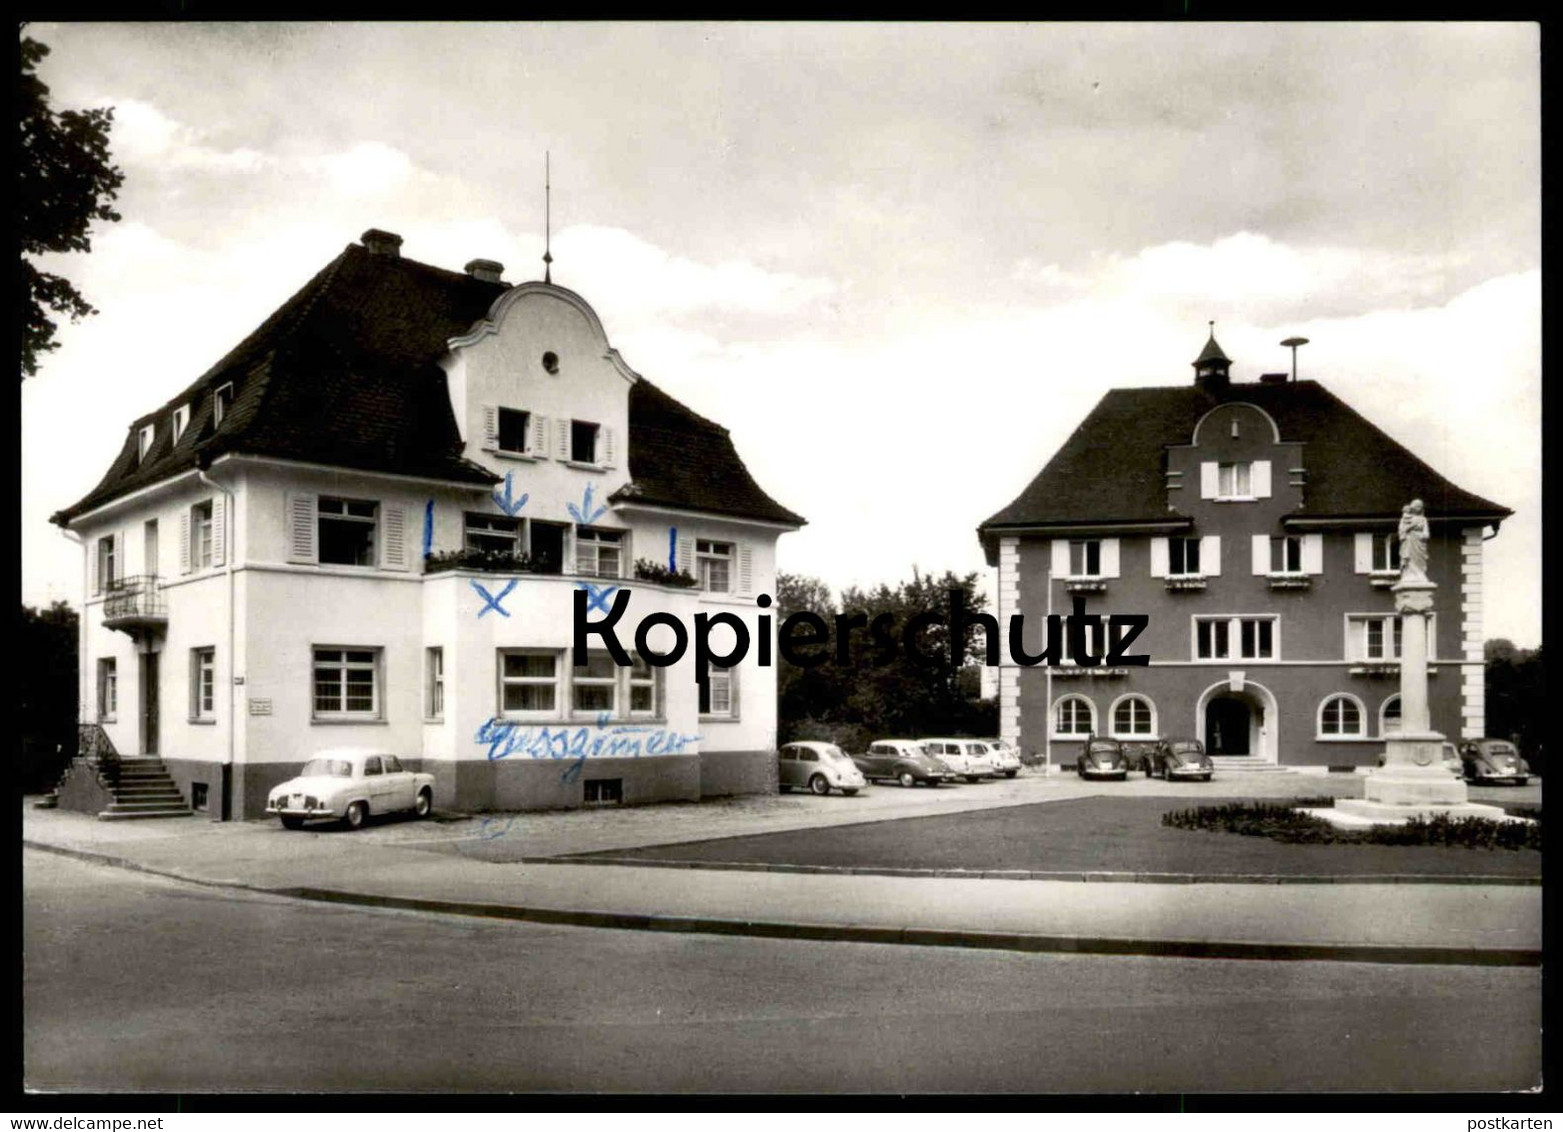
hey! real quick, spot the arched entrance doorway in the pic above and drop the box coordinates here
[1195,679,1279,764]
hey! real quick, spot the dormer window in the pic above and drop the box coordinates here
[137,424,155,463]
[172,405,191,443]
[214,383,234,426]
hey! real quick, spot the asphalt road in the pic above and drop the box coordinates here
[23,849,1541,1094]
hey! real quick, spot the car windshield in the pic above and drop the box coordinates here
[1088,744,1118,756]
[1173,744,1203,756]
[1487,745,1517,758]
[300,758,353,778]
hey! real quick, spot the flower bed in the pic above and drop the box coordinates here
[1162,799,1542,851]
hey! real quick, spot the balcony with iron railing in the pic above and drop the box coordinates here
[102,574,167,634]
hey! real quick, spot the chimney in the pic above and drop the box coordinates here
[360,229,403,257]
[464,259,505,284]
[1260,372,1288,386]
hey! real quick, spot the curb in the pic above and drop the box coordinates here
[530,854,1542,887]
[24,839,1540,968]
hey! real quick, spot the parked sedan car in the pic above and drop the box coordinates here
[1459,739,1530,786]
[981,739,1023,778]
[1376,742,1464,776]
[778,742,867,796]
[921,738,999,782]
[267,749,435,829]
[853,740,951,787]
[1146,738,1213,781]
[1076,738,1129,780]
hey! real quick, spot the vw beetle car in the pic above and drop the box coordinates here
[921,738,998,782]
[1076,737,1128,780]
[1459,739,1530,786]
[853,740,951,787]
[778,741,867,796]
[1376,742,1464,776]
[266,748,435,829]
[980,739,1023,778]
[1146,738,1213,781]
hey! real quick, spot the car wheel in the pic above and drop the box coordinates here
[809,774,831,796]
[1517,777,1529,787]
[842,788,859,797]
[415,788,433,819]
[899,771,916,788]
[1006,770,1018,779]
[966,775,981,784]
[1201,774,1212,782]
[344,800,368,830]
[280,815,304,831]
[779,784,791,793]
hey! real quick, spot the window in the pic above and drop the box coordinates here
[575,528,623,578]
[97,658,117,721]
[497,408,530,455]
[1169,537,1202,576]
[1195,616,1277,660]
[1351,615,1406,661]
[500,651,558,716]
[191,648,215,721]
[1381,695,1402,736]
[1319,695,1365,738]
[583,778,623,805]
[138,424,155,462]
[191,500,214,570]
[191,782,208,812]
[529,521,566,575]
[363,756,383,776]
[1269,536,1303,573]
[465,513,520,556]
[172,405,190,443]
[1217,461,1252,498]
[570,420,600,463]
[318,497,377,566]
[1111,695,1155,738]
[96,536,117,593]
[1061,619,1104,665]
[214,383,234,425]
[1069,539,1102,577]
[313,648,380,718]
[1372,533,1401,573]
[1053,696,1094,738]
[144,519,159,578]
[697,540,733,593]
[384,754,404,773]
[426,647,444,719]
[699,666,736,718]
[571,652,618,716]
[629,654,658,716]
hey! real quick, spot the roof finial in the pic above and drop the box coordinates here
[542,151,553,284]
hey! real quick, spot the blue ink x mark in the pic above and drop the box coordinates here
[577,581,620,613]
[492,472,529,517]
[422,500,434,559]
[566,483,608,526]
[472,578,518,618]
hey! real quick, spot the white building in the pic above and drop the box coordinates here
[53,229,805,819]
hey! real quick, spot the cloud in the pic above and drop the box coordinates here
[99,97,271,173]
[312,142,426,199]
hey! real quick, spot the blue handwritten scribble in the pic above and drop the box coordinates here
[472,577,518,618]
[566,483,608,526]
[577,581,621,614]
[668,526,677,572]
[493,472,529,517]
[422,500,434,559]
[474,717,704,784]
[476,814,520,841]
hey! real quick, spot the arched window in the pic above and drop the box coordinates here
[1110,694,1156,738]
[1380,694,1402,736]
[1053,695,1095,738]
[1319,694,1366,738]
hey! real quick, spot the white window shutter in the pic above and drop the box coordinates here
[1203,535,1222,576]
[1050,539,1069,576]
[211,497,226,567]
[1251,534,1270,576]
[1100,538,1120,579]
[1200,462,1218,499]
[1149,537,1169,578]
[603,426,618,468]
[556,420,571,461]
[179,511,191,575]
[90,542,99,595]
[530,414,547,456]
[1252,460,1272,498]
[481,405,498,452]
[381,504,408,570]
[676,534,694,575]
[286,492,318,564]
[1302,532,1323,575]
[1354,532,1373,573]
[738,544,753,594]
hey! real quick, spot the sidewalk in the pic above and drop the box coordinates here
[20,788,1542,967]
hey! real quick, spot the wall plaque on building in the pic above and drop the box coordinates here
[248,698,273,716]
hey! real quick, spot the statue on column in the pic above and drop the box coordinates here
[1398,498,1430,583]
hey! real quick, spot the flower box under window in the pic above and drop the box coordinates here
[1369,570,1400,589]
[1050,665,1130,679]
[1349,663,1438,678]
[1266,572,1311,590]
[1063,577,1107,595]
[1164,575,1207,592]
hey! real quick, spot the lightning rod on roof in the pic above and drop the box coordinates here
[543,151,553,284]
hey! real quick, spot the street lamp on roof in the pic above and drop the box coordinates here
[1280,337,1309,382]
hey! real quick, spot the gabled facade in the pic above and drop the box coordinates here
[54,230,804,819]
[978,333,1510,769]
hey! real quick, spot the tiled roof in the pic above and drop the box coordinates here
[979,379,1509,558]
[53,241,805,528]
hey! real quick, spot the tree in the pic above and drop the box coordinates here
[19,30,124,379]
[19,601,80,791]
[1485,642,1544,770]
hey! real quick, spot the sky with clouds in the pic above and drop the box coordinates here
[21,22,1540,645]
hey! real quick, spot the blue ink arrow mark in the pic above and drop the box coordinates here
[577,581,621,614]
[668,526,677,572]
[566,483,608,526]
[492,472,529,517]
[422,500,434,559]
[472,577,518,618]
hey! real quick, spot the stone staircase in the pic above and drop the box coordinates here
[97,757,194,820]
[1208,757,1294,774]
